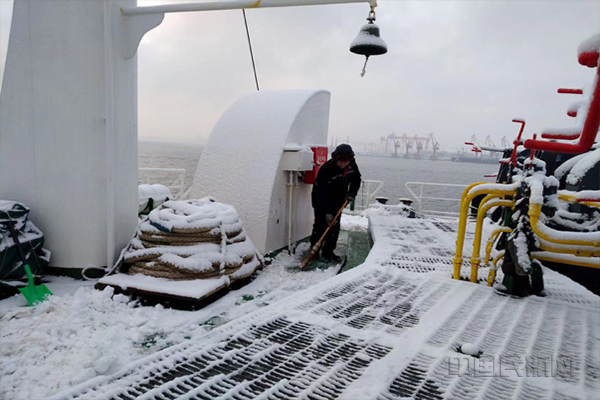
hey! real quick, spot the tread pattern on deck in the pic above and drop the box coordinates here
[62,317,391,400]
[51,215,600,400]
[296,271,453,335]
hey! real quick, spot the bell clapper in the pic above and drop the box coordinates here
[360,55,370,77]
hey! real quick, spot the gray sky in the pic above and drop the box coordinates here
[1,0,599,150]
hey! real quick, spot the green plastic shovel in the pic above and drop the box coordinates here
[5,220,52,306]
[19,263,52,306]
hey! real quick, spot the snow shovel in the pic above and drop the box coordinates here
[5,220,52,306]
[300,200,348,269]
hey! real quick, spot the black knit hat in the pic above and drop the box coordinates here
[332,144,354,162]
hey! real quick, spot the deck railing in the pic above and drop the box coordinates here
[352,180,384,211]
[138,168,186,200]
[405,181,469,217]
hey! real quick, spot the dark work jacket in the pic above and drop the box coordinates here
[311,159,361,214]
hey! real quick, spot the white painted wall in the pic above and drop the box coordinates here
[0,0,138,268]
[191,90,330,255]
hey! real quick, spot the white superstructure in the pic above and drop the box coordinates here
[191,90,330,254]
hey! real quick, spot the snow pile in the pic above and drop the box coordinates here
[138,184,172,213]
[1,287,165,400]
[341,213,369,231]
[282,143,314,152]
[147,198,241,233]
[566,148,600,186]
[460,342,480,356]
[577,31,600,66]
[554,151,590,180]
[123,198,260,280]
[0,248,340,400]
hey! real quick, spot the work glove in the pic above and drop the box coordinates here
[346,194,356,203]
[325,214,334,225]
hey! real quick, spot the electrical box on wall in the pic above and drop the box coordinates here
[303,146,328,184]
[281,149,314,171]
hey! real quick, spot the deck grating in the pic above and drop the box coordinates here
[51,214,600,400]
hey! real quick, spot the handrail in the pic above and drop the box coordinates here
[405,181,468,217]
[354,180,384,211]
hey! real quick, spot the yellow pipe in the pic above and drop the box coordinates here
[528,203,600,247]
[487,251,505,286]
[531,253,600,270]
[469,197,515,282]
[538,242,600,257]
[453,183,517,280]
[558,193,600,209]
[484,227,512,266]
[452,182,487,280]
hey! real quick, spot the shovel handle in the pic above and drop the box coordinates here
[23,264,34,284]
[300,200,348,269]
[5,220,29,266]
[315,200,348,248]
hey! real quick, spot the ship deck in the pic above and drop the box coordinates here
[50,214,600,400]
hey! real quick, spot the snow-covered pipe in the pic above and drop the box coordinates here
[484,227,512,267]
[531,251,600,270]
[527,177,600,251]
[528,203,600,247]
[453,182,518,280]
[469,196,514,283]
[538,237,600,257]
[487,250,505,286]
[122,0,377,16]
[558,192,600,209]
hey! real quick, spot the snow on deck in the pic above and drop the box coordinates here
[48,215,600,400]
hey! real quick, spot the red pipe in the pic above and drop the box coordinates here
[556,88,582,118]
[529,134,537,164]
[541,132,580,140]
[510,119,526,167]
[524,63,599,154]
[557,88,583,95]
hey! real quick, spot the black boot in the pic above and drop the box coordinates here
[322,252,341,262]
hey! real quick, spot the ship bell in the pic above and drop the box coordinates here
[349,21,387,57]
[350,8,387,76]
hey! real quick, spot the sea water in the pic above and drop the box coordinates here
[139,141,496,214]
